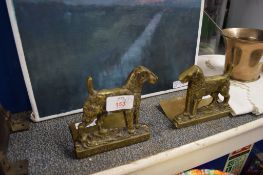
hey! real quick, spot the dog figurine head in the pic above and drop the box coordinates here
[133,66,158,84]
[179,65,203,83]
[82,97,102,125]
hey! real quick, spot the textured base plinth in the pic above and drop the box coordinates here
[173,102,232,128]
[160,96,232,128]
[160,96,213,119]
[69,124,150,159]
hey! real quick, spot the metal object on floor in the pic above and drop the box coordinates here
[0,106,29,175]
[69,66,158,158]
[0,107,29,133]
[0,152,28,175]
[160,65,232,128]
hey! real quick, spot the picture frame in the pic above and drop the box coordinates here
[6,0,205,121]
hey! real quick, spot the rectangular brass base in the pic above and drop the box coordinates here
[173,103,231,128]
[160,96,213,120]
[69,123,150,159]
[160,96,231,128]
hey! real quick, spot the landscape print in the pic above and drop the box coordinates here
[13,0,201,118]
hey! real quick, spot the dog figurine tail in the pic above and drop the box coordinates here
[224,64,234,78]
[86,77,97,95]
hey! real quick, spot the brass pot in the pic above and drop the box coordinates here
[223,28,263,82]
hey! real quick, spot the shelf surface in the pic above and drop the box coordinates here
[7,90,263,175]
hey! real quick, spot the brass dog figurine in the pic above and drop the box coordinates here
[160,65,232,128]
[179,65,230,117]
[69,66,158,158]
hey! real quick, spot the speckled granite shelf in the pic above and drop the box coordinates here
[7,90,263,175]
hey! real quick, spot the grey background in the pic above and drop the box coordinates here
[13,0,201,118]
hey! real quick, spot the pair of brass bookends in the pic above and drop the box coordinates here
[69,65,232,158]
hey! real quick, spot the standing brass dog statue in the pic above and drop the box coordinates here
[69,66,158,158]
[160,65,232,128]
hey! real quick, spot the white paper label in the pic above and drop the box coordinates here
[75,119,97,129]
[173,81,188,89]
[106,95,134,112]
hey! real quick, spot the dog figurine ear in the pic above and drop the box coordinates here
[194,68,200,77]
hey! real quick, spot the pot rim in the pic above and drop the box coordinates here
[222,27,263,43]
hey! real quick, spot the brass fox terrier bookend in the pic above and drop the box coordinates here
[69,66,158,158]
[160,65,232,128]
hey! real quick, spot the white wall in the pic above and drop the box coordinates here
[227,0,263,29]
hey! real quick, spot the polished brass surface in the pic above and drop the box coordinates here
[223,28,263,82]
[174,102,231,128]
[70,66,158,158]
[70,123,150,158]
[0,106,28,175]
[160,65,232,128]
[160,96,213,120]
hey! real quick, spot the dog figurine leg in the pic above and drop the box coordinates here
[134,108,140,129]
[221,87,230,103]
[221,88,230,103]
[133,96,141,129]
[124,110,135,134]
[96,113,108,134]
[189,98,201,118]
[223,94,230,103]
[211,92,219,105]
[221,91,230,104]
[184,96,193,116]
[78,122,89,148]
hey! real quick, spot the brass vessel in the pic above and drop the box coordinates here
[223,28,263,82]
